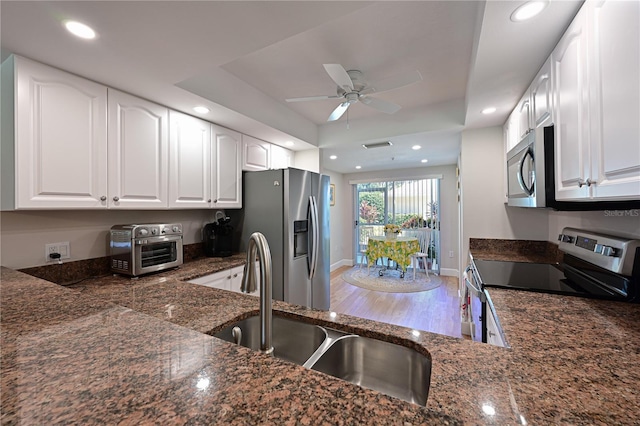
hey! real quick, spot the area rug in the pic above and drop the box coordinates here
[341,267,440,293]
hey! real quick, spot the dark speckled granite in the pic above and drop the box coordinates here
[3,252,640,424]
[470,238,561,263]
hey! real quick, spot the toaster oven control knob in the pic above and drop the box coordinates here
[139,229,149,236]
[172,226,180,232]
[151,228,157,235]
[558,234,574,243]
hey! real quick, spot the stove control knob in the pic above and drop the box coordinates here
[138,229,149,236]
[594,244,616,257]
[558,234,574,243]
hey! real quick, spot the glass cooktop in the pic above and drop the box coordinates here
[472,259,616,298]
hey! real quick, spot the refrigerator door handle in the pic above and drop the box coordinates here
[308,195,319,280]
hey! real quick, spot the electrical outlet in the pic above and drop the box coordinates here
[45,242,71,262]
[449,250,454,258]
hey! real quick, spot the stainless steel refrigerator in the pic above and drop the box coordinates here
[236,168,330,310]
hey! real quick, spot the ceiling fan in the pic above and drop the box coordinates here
[286,64,423,122]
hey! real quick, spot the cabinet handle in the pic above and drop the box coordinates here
[113,196,120,202]
[100,196,107,201]
[208,199,212,203]
[577,179,587,188]
[586,178,597,187]
[214,199,218,203]
[233,273,238,278]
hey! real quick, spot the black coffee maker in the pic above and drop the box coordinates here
[203,215,233,257]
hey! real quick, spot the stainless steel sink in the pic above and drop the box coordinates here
[308,335,431,406]
[215,315,431,406]
[214,315,327,365]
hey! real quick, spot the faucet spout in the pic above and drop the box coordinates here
[241,232,273,354]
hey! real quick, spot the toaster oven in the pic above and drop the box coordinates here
[110,223,183,277]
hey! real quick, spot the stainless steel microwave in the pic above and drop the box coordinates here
[507,128,546,208]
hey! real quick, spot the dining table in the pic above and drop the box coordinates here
[366,236,420,278]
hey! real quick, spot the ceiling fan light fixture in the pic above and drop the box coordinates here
[510,0,548,22]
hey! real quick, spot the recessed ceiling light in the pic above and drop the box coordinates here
[193,106,210,114]
[63,20,96,39]
[412,145,421,150]
[482,107,497,114]
[285,141,294,147]
[421,159,428,163]
[355,165,362,169]
[510,1,548,22]
[329,155,337,160]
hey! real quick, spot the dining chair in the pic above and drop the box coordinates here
[408,228,431,280]
[358,225,375,269]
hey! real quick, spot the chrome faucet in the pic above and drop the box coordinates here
[240,232,273,354]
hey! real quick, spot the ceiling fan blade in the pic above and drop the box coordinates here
[323,64,354,92]
[360,70,423,95]
[285,95,340,102]
[360,96,401,114]
[327,102,350,121]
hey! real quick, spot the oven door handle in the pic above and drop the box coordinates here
[464,266,485,302]
[135,235,182,245]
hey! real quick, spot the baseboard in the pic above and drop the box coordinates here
[440,268,459,277]
[330,259,353,271]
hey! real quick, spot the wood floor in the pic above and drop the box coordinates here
[330,266,463,338]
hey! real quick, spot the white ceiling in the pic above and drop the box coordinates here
[1,1,583,174]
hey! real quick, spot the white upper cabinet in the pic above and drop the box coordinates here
[516,94,532,141]
[5,56,108,209]
[552,5,591,200]
[242,135,271,171]
[212,124,242,208]
[504,109,520,152]
[270,144,293,169]
[108,89,169,209]
[553,1,640,201]
[169,111,211,209]
[588,0,640,199]
[530,58,553,128]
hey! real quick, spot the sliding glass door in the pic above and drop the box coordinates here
[355,178,440,273]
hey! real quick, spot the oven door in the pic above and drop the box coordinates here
[507,132,537,207]
[134,235,183,276]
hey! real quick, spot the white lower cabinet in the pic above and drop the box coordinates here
[188,265,259,296]
[486,305,506,348]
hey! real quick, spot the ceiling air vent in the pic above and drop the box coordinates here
[362,141,393,149]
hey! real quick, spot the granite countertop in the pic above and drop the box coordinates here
[2,253,640,424]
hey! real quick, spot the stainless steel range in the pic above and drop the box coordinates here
[464,228,640,344]
[110,223,183,277]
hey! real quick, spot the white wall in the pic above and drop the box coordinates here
[337,165,460,275]
[460,127,549,266]
[322,170,351,270]
[0,209,222,269]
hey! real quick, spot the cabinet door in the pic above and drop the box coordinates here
[242,135,271,171]
[212,124,242,208]
[516,95,531,140]
[486,306,506,348]
[504,110,520,152]
[188,270,230,290]
[551,7,591,200]
[108,89,169,209]
[531,58,553,128]
[229,264,259,296]
[270,145,293,170]
[169,111,211,208]
[589,0,640,199]
[14,56,108,209]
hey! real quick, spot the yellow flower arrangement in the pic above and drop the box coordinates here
[384,224,401,235]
